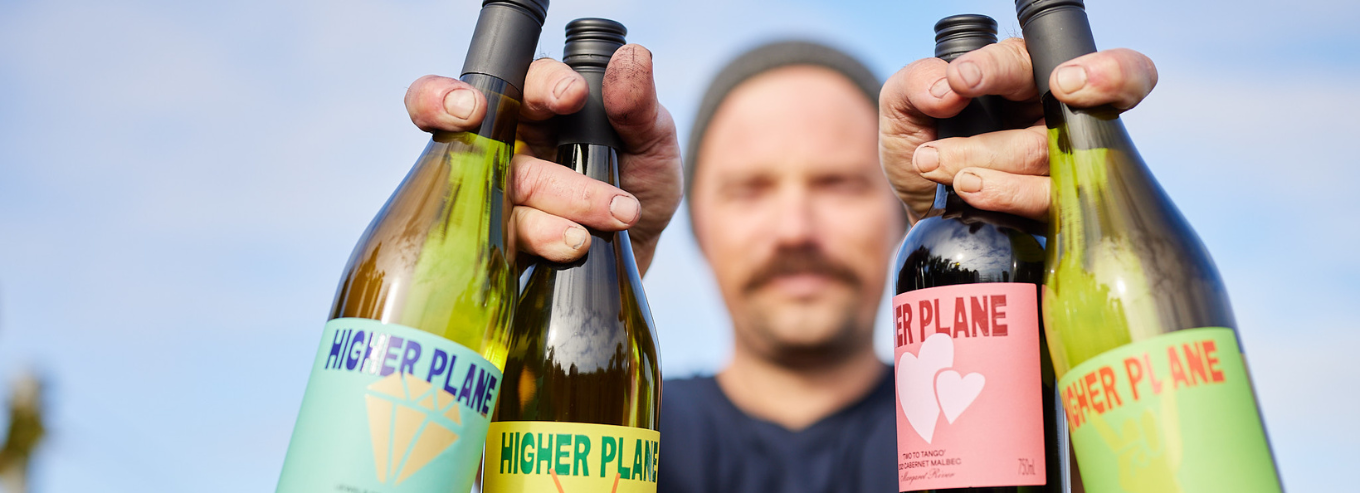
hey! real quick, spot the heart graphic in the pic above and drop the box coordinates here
[896,333,954,443]
[936,370,985,424]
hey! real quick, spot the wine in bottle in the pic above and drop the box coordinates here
[892,14,1061,493]
[481,18,662,493]
[1016,1,1282,491]
[275,1,548,491]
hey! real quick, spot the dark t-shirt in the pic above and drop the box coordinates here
[658,365,897,493]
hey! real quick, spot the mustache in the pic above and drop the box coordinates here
[742,245,862,294]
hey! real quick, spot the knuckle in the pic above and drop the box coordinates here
[945,138,976,170]
[1000,39,1029,66]
[1022,131,1049,171]
[574,183,596,211]
[515,162,548,204]
[965,188,1000,211]
[521,211,556,246]
[987,178,1022,211]
[1000,37,1028,50]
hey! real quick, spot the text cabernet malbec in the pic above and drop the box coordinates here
[893,15,1062,493]
[1016,0,1282,491]
[481,18,663,493]
[275,1,548,492]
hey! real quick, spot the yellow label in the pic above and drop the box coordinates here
[483,421,659,493]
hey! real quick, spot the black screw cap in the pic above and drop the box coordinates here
[1016,0,1085,27]
[563,18,627,68]
[486,0,549,24]
[934,14,998,62]
[556,18,627,148]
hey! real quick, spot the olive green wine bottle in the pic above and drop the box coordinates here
[481,18,662,493]
[276,1,548,492]
[1016,0,1282,491]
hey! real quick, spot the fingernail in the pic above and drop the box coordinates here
[564,226,588,249]
[444,89,476,119]
[610,195,641,224]
[956,61,982,88]
[929,78,951,98]
[1056,65,1088,93]
[914,146,940,173]
[955,171,983,193]
[553,76,577,100]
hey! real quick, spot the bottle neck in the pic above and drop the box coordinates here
[1044,93,1156,252]
[556,143,619,186]
[1044,94,1129,153]
[445,73,522,145]
[557,66,623,149]
[548,143,632,268]
[1021,4,1097,98]
[460,2,542,93]
[928,92,1006,214]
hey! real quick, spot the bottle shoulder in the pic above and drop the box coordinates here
[514,234,659,361]
[895,214,1046,294]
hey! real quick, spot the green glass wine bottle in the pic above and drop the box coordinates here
[275,1,547,492]
[1016,1,1282,491]
[481,18,662,493]
[892,15,1060,493]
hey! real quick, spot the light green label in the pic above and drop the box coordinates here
[277,318,503,493]
[1059,327,1280,492]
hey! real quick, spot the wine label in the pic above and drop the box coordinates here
[483,421,659,493]
[1059,327,1281,492]
[277,318,503,493]
[892,283,1046,490]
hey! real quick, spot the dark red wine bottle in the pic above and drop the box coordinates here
[892,14,1062,493]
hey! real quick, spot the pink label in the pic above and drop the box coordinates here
[892,283,1045,490]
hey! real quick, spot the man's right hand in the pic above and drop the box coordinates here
[404,45,683,275]
[878,38,1159,223]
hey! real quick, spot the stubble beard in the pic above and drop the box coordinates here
[737,295,873,370]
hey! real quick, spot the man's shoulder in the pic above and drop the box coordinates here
[661,375,724,416]
[663,375,717,395]
[660,374,748,443]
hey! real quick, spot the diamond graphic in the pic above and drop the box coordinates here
[365,372,465,485]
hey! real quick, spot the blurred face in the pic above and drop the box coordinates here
[691,66,904,366]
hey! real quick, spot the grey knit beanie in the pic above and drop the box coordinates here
[683,40,882,202]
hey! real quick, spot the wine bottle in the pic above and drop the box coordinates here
[275,1,547,492]
[1017,1,1282,491]
[892,15,1061,493]
[481,18,662,493]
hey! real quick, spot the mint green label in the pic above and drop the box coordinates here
[1059,327,1280,492]
[278,318,503,492]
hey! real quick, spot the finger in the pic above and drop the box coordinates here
[879,58,968,220]
[1049,48,1158,110]
[405,75,488,132]
[511,153,642,231]
[511,206,591,263]
[945,37,1038,102]
[914,126,1050,185]
[521,57,588,122]
[884,57,971,121]
[952,167,1050,221]
[603,45,676,157]
[602,44,684,239]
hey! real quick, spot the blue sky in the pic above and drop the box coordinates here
[0,0,1356,491]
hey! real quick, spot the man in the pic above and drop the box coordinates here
[403,33,1159,492]
[660,42,901,493]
